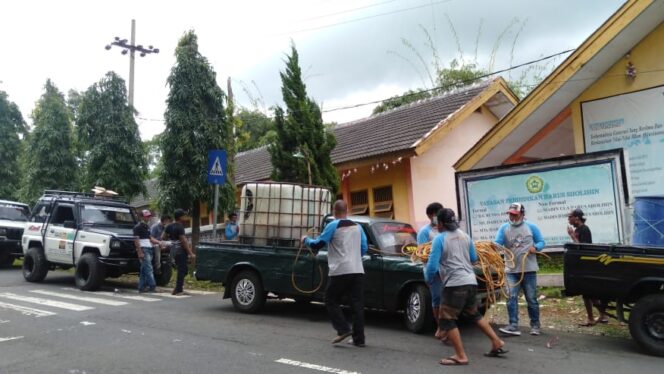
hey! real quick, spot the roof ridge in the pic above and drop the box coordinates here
[236,145,269,156]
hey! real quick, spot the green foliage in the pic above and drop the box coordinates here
[269,44,339,192]
[76,72,147,200]
[159,30,235,219]
[143,135,162,178]
[236,108,275,152]
[372,89,431,115]
[21,80,78,204]
[0,90,27,201]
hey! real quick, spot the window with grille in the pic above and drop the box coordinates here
[350,190,369,215]
[373,185,394,219]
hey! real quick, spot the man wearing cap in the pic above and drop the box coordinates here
[495,203,546,336]
[567,208,609,326]
[225,212,239,241]
[425,208,507,365]
[134,210,159,292]
[417,202,444,340]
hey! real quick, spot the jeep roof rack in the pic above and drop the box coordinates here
[42,190,128,203]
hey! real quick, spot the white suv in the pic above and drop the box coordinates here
[22,190,172,290]
[0,200,30,268]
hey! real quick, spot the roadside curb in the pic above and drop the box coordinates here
[539,273,563,287]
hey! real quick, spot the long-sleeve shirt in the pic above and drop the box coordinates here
[495,221,545,273]
[304,219,368,276]
[417,224,439,244]
[424,229,478,287]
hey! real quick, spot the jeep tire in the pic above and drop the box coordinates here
[230,270,266,313]
[23,247,48,282]
[155,264,173,287]
[75,253,105,291]
[404,284,434,333]
[629,294,664,357]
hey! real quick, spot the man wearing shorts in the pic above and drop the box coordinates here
[425,208,506,365]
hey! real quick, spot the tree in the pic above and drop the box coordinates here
[21,80,78,204]
[0,90,27,201]
[143,135,162,179]
[269,44,339,192]
[76,72,147,200]
[159,30,234,247]
[236,108,275,152]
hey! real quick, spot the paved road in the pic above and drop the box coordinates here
[0,266,660,374]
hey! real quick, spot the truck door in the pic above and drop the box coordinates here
[362,225,384,308]
[44,204,76,264]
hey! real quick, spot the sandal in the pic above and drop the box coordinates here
[595,318,609,324]
[578,321,596,327]
[439,357,468,366]
[484,347,509,357]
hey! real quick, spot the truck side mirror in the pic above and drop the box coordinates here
[63,220,76,229]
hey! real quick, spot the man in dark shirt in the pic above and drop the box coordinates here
[134,210,159,292]
[568,208,608,326]
[163,209,196,295]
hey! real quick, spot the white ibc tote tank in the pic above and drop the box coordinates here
[240,182,332,246]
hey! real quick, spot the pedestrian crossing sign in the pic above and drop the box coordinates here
[207,150,227,185]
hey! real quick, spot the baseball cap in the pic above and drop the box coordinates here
[141,209,152,218]
[506,203,524,214]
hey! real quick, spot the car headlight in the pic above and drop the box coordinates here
[111,240,122,249]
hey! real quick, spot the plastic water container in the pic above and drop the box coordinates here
[632,196,664,247]
[240,182,332,246]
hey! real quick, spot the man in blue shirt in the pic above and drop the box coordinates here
[495,203,546,336]
[302,200,368,347]
[225,212,239,240]
[150,214,172,275]
[417,202,444,339]
[425,208,506,365]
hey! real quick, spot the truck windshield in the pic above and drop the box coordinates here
[80,204,136,226]
[0,203,30,222]
[370,222,417,255]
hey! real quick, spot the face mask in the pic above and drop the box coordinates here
[431,216,438,226]
[509,217,523,226]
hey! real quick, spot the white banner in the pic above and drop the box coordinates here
[582,85,664,196]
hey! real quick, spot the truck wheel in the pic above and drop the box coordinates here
[629,294,664,357]
[404,284,434,333]
[231,270,265,313]
[0,252,14,268]
[75,253,105,291]
[23,247,48,282]
[155,265,173,287]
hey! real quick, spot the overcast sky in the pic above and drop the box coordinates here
[0,0,625,140]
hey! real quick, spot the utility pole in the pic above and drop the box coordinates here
[105,19,159,108]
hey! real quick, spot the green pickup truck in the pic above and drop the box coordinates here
[195,215,496,333]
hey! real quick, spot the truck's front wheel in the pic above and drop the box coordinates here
[404,284,433,333]
[155,265,173,287]
[231,270,265,313]
[75,253,105,291]
[23,247,48,282]
[629,294,664,357]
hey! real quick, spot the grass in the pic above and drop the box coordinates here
[538,253,564,274]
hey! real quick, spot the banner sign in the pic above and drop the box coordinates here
[456,151,628,249]
[582,85,664,196]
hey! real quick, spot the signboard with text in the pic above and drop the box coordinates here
[456,150,628,249]
[582,85,664,196]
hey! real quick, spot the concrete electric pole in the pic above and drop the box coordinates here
[105,19,159,107]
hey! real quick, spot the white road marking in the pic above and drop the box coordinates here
[121,329,131,334]
[275,358,360,374]
[0,293,93,311]
[0,319,9,323]
[80,321,96,326]
[0,336,24,342]
[0,301,57,317]
[30,290,128,306]
[62,288,161,302]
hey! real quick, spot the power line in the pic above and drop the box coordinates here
[291,0,399,24]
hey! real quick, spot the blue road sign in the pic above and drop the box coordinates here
[207,150,227,185]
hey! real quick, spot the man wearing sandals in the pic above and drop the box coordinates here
[567,208,609,326]
[417,202,444,341]
[425,208,507,365]
[496,202,546,336]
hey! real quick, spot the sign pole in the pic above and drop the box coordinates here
[213,184,219,240]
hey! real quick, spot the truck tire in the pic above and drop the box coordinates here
[155,265,173,287]
[404,284,434,333]
[230,270,266,313]
[75,253,105,291]
[0,252,14,268]
[23,247,48,282]
[629,294,664,357]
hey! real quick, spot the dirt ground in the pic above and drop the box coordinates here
[485,291,630,339]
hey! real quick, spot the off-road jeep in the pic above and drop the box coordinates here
[21,190,172,290]
[0,200,30,268]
